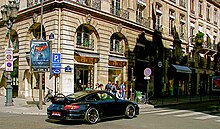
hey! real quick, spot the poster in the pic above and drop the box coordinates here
[212,76,220,91]
[30,40,51,72]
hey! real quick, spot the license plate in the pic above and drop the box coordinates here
[52,111,61,116]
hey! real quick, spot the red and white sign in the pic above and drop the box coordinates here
[144,68,151,77]
[5,60,13,72]
[5,50,13,61]
[5,49,13,71]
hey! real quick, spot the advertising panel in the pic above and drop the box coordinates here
[212,76,220,91]
[30,40,51,72]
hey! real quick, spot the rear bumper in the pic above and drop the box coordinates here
[47,110,85,120]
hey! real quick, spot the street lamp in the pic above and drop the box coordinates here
[1,0,19,106]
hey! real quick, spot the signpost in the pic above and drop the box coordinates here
[5,49,13,72]
[51,53,61,94]
[144,68,151,103]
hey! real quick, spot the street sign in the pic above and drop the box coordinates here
[65,65,72,72]
[5,60,13,71]
[52,53,61,63]
[5,50,13,61]
[52,63,61,68]
[52,68,60,74]
[144,68,151,76]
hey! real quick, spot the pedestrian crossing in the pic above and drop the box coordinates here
[141,108,220,123]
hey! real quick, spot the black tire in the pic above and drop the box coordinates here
[84,107,100,124]
[125,104,135,119]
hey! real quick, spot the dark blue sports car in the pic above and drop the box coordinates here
[47,90,139,124]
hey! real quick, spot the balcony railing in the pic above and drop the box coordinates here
[76,0,101,10]
[136,16,150,28]
[110,5,129,19]
[76,37,94,49]
[27,0,41,7]
[155,25,163,32]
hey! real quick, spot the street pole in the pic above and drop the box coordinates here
[38,0,44,110]
[1,0,19,106]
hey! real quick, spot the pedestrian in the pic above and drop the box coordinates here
[85,83,93,91]
[119,82,126,99]
[111,83,117,96]
[105,81,112,92]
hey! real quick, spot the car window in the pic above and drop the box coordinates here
[98,92,114,101]
[86,94,100,101]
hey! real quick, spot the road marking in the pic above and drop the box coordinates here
[194,115,219,120]
[216,119,220,122]
[141,109,171,114]
[174,112,203,117]
[157,110,188,115]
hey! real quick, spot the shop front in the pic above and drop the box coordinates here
[168,64,192,97]
[74,51,99,91]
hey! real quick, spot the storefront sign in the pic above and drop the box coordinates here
[109,61,127,67]
[74,55,98,64]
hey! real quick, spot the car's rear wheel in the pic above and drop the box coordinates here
[125,104,135,118]
[85,107,100,124]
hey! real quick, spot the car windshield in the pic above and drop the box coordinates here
[66,91,89,99]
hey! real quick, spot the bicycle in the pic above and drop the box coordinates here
[44,87,65,103]
[144,91,157,105]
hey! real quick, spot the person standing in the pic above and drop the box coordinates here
[105,81,112,92]
[85,83,92,91]
[119,82,126,99]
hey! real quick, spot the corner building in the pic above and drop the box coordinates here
[0,0,155,98]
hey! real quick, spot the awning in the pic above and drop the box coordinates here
[75,51,99,58]
[172,64,192,73]
[109,56,128,62]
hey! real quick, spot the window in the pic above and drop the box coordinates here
[76,26,94,49]
[111,0,120,16]
[198,1,203,18]
[155,3,162,31]
[213,36,217,50]
[190,0,195,13]
[136,4,144,24]
[190,26,195,43]
[86,94,100,101]
[98,92,114,101]
[214,9,218,25]
[169,10,175,35]
[180,14,185,39]
[179,0,186,7]
[206,5,210,21]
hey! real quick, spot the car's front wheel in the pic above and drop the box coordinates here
[85,107,100,124]
[125,104,135,118]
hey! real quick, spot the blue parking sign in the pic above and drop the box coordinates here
[52,53,61,63]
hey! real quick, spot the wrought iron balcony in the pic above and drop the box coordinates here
[27,0,41,7]
[76,0,101,10]
[136,16,150,28]
[76,36,94,49]
[110,5,129,19]
[155,24,163,32]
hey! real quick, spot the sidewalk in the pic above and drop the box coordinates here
[0,95,49,115]
[0,95,154,115]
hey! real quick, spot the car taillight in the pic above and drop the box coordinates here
[64,104,80,110]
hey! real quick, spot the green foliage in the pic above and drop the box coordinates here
[195,32,204,46]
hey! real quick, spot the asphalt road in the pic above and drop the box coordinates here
[0,103,220,129]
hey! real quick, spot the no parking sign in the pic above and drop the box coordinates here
[144,68,151,77]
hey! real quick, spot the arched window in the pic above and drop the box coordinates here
[110,33,125,54]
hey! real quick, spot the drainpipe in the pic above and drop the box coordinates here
[56,8,61,93]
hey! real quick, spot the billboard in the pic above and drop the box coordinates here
[212,76,220,91]
[30,40,51,72]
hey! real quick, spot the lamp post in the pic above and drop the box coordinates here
[187,35,195,102]
[1,0,19,106]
